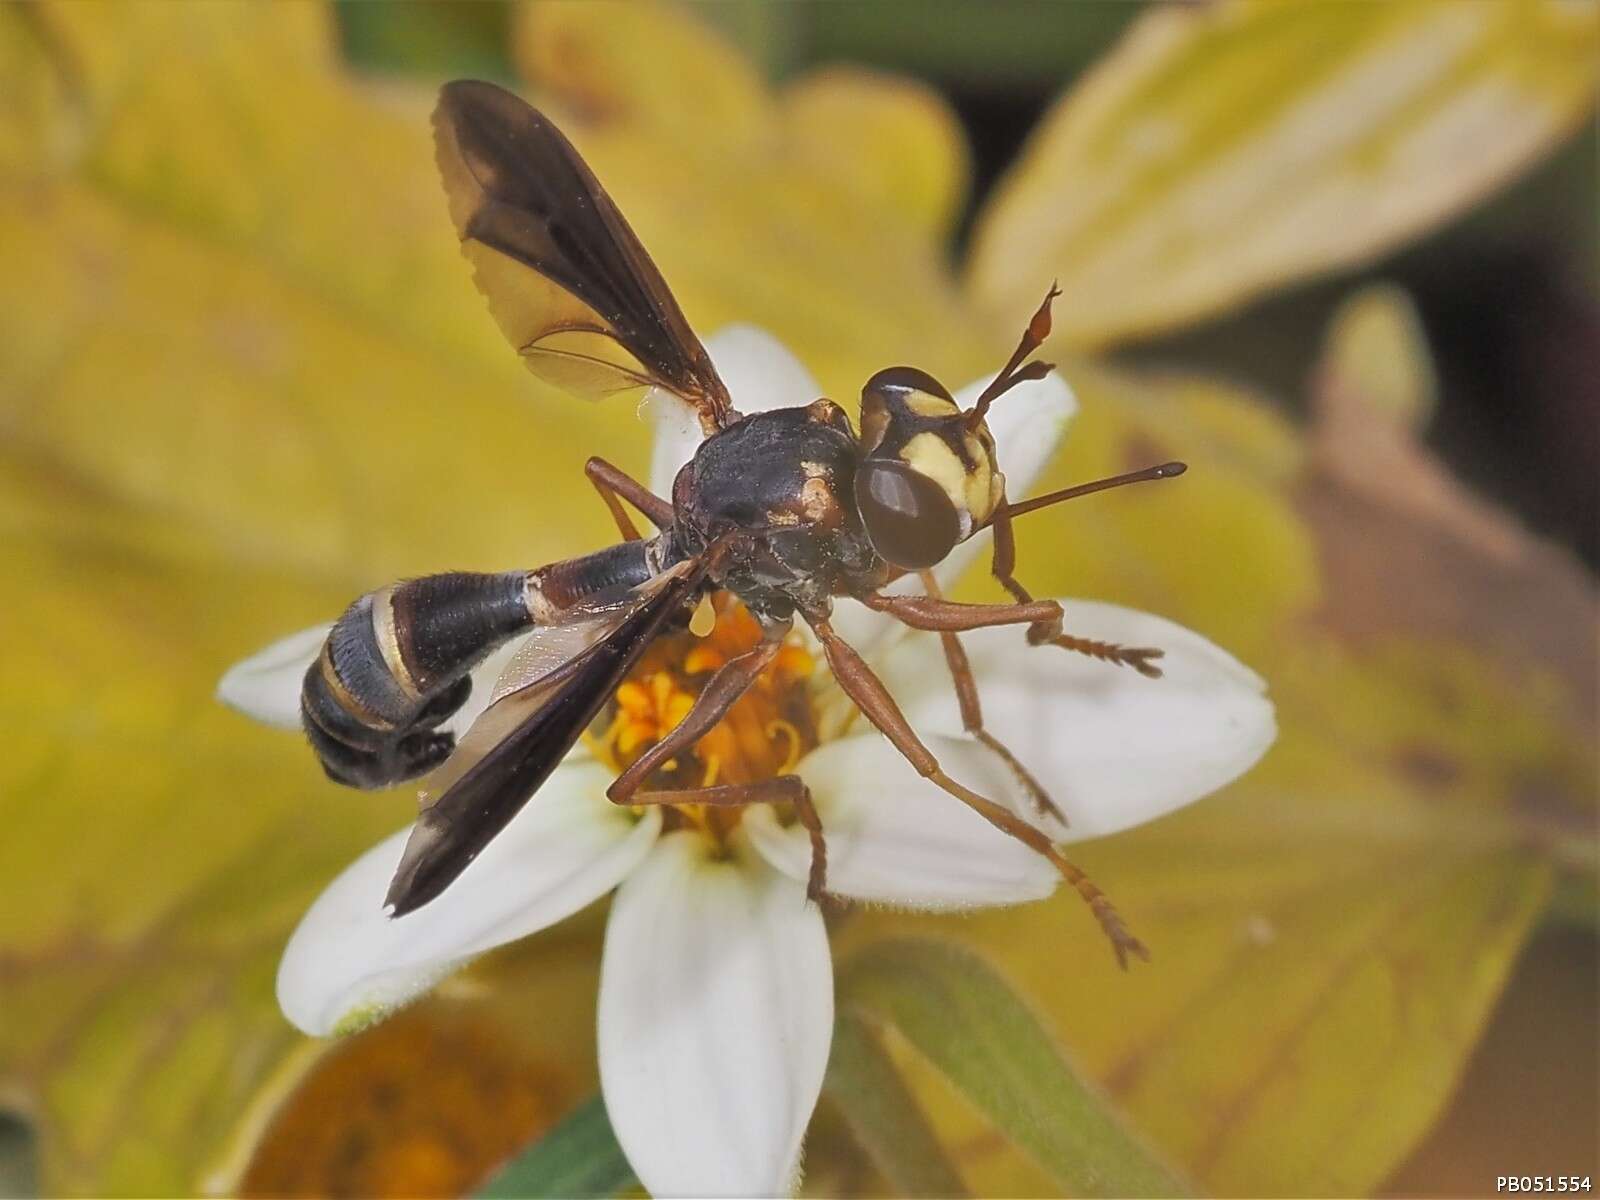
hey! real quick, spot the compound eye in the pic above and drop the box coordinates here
[854,459,961,570]
[863,365,954,402]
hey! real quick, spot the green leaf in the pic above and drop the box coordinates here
[838,939,1189,1199]
[968,0,1600,348]
[478,1094,635,1200]
[824,1011,969,1198]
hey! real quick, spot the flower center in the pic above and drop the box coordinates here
[587,593,819,838]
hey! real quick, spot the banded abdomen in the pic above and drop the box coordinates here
[302,538,665,788]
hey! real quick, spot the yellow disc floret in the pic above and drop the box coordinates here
[587,594,818,829]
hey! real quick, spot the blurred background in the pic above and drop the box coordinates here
[339,0,1599,566]
[0,2,1594,1197]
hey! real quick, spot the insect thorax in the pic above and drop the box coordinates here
[671,404,883,618]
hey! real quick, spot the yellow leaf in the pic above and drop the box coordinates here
[514,0,771,143]
[2,1,1586,1194]
[968,0,1599,348]
[0,4,996,1192]
[781,66,969,240]
[0,515,393,1195]
[839,641,1572,1195]
[0,7,79,177]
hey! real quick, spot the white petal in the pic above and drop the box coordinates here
[277,761,659,1035]
[745,735,1058,910]
[876,601,1276,841]
[647,324,822,496]
[957,367,1078,504]
[600,831,832,1198]
[216,624,332,729]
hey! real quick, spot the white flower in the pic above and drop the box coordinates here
[218,328,1276,1198]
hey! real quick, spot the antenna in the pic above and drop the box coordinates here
[1004,462,1187,519]
[966,283,1062,431]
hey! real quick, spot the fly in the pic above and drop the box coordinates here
[298,80,1187,965]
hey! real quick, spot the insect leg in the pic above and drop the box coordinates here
[913,571,1064,824]
[607,621,786,797]
[862,588,1060,632]
[987,499,1165,678]
[585,456,674,541]
[618,776,829,902]
[808,613,1146,967]
[604,618,830,896]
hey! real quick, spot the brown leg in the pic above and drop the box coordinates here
[988,498,1165,678]
[808,613,1147,967]
[585,456,675,541]
[606,628,785,797]
[863,588,1060,632]
[603,619,831,899]
[915,571,1064,825]
[618,775,828,901]
[961,284,1166,677]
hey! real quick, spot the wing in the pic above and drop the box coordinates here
[384,558,706,917]
[434,79,732,433]
[418,606,628,805]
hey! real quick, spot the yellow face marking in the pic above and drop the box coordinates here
[895,424,1003,534]
[899,432,976,534]
[968,420,1003,524]
[963,453,994,525]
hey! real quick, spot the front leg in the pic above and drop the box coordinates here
[986,499,1165,678]
[862,582,1161,675]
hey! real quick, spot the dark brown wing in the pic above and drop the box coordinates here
[384,559,706,917]
[434,79,732,434]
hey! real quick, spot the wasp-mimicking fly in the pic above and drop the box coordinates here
[300,80,1186,964]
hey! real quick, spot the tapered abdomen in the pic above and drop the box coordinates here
[302,539,664,789]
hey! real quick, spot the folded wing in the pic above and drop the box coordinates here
[385,560,706,917]
[435,79,732,433]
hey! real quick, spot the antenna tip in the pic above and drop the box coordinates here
[1157,461,1188,478]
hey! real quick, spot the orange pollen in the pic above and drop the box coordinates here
[585,593,819,839]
